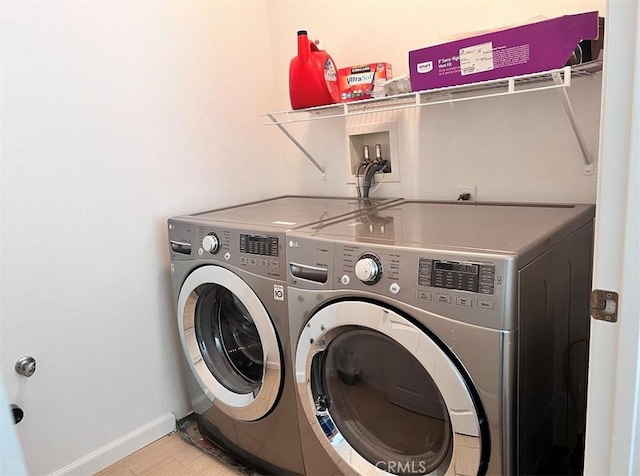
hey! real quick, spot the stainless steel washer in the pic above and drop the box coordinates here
[286,200,595,475]
[168,195,400,474]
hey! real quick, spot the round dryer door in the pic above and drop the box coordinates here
[177,265,282,421]
[296,300,484,475]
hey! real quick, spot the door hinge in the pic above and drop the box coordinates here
[590,289,619,323]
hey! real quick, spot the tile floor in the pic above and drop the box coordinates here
[96,431,243,476]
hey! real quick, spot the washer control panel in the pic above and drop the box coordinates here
[168,218,285,280]
[240,234,279,257]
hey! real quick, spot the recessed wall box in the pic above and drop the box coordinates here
[346,121,400,184]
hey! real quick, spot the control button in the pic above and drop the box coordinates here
[477,299,495,310]
[355,256,381,284]
[239,256,248,265]
[259,258,268,267]
[202,233,220,254]
[270,260,279,268]
[249,257,258,266]
[341,275,350,285]
[389,283,400,294]
[436,293,452,304]
[417,290,432,301]
[354,253,383,285]
[456,297,473,307]
[197,248,204,256]
[224,252,231,261]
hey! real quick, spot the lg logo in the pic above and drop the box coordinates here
[289,240,299,248]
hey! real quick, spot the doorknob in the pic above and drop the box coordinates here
[10,404,24,424]
[15,356,36,377]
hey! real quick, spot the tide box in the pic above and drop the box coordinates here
[408,11,600,92]
[338,63,392,102]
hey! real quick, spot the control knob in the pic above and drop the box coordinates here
[355,254,382,284]
[202,233,220,254]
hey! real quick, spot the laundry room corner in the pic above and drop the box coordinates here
[265,0,604,203]
[5,0,636,475]
[1,1,290,474]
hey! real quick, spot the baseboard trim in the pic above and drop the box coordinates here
[50,413,176,476]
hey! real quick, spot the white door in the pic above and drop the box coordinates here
[583,0,640,474]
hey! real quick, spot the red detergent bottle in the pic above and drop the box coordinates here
[289,30,341,110]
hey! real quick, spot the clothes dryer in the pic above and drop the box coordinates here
[168,195,399,474]
[286,200,594,475]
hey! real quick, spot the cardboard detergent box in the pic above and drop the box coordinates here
[408,11,600,92]
[338,63,392,102]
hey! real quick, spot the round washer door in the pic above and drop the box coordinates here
[177,265,282,421]
[295,300,484,475]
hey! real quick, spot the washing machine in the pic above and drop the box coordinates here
[286,200,595,475]
[168,195,400,474]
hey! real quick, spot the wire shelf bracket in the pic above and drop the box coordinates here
[265,61,602,177]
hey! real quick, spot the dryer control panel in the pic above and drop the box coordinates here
[418,258,495,294]
[286,233,516,330]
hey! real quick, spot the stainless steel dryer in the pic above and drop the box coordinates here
[168,195,400,474]
[286,201,595,475]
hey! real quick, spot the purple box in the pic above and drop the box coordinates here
[408,11,600,92]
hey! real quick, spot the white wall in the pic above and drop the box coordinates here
[0,1,285,474]
[266,0,605,202]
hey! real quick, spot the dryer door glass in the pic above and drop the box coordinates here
[194,283,263,395]
[296,300,483,473]
[320,329,452,474]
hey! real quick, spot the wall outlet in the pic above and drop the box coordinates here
[458,185,477,201]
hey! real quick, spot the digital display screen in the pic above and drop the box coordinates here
[434,261,479,275]
[418,258,495,295]
[431,260,480,293]
[240,234,279,257]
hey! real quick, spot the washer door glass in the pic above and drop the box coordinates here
[178,265,282,421]
[321,329,452,474]
[194,284,263,395]
[295,300,483,475]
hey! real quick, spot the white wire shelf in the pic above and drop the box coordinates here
[264,60,603,177]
